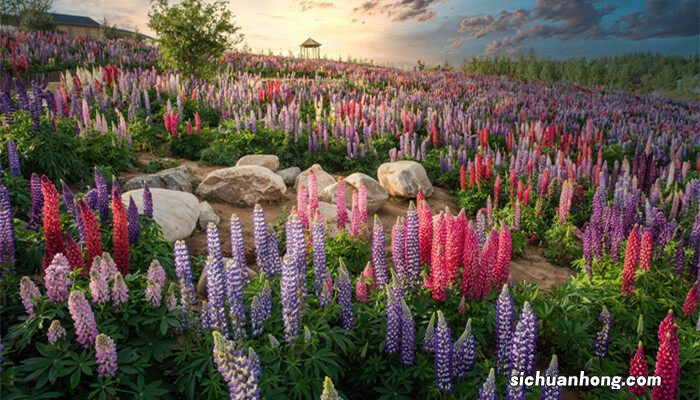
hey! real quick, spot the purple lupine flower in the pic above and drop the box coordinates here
[89,268,110,305]
[212,331,261,400]
[509,302,537,376]
[385,284,402,354]
[68,290,98,348]
[513,199,521,231]
[224,258,246,341]
[371,215,388,288]
[45,254,71,302]
[250,294,264,337]
[253,204,272,277]
[337,259,354,330]
[496,284,514,373]
[47,320,66,345]
[541,355,562,400]
[582,226,593,277]
[399,299,415,366]
[204,248,227,334]
[19,276,41,317]
[423,312,436,353]
[674,240,686,274]
[28,173,44,231]
[281,254,300,345]
[127,197,140,245]
[594,306,613,357]
[392,216,406,283]
[435,310,454,393]
[111,272,128,306]
[478,369,498,400]
[266,227,281,275]
[94,333,118,378]
[285,212,307,300]
[174,240,195,311]
[454,318,477,379]
[259,281,272,321]
[85,189,98,211]
[0,184,15,266]
[143,183,153,218]
[311,216,330,306]
[145,260,166,307]
[61,181,75,215]
[94,169,110,224]
[404,202,420,290]
[507,369,526,400]
[7,140,20,176]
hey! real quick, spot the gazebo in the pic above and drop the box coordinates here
[300,37,321,59]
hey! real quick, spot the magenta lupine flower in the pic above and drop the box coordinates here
[267,227,281,275]
[145,260,166,307]
[399,300,415,366]
[111,272,128,306]
[19,276,41,317]
[47,319,66,345]
[454,318,477,379]
[479,369,498,400]
[372,215,388,288]
[174,240,195,311]
[308,171,319,217]
[358,184,368,229]
[142,183,153,218]
[594,306,613,357]
[68,290,98,348]
[7,139,20,176]
[311,215,330,306]
[281,254,300,345]
[89,268,110,305]
[297,185,309,229]
[127,197,140,245]
[94,333,117,378]
[350,190,360,237]
[392,216,406,283]
[253,204,272,277]
[336,179,348,230]
[509,302,537,376]
[28,173,44,231]
[404,202,420,290]
[423,312,436,353]
[45,254,71,302]
[541,355,562,400]
[496,284,514,373]
[558,179,574,225]
[434,310,454,393]
[212,332,261,400]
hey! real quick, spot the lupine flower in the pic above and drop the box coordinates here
[47,320,66,345]
[358,184,368,229]
[494,223,512,288]
[111,188,130,275]
[622,225,640,295]
[399,299,415,366]
[212,332,261,400]
[639,230,653,271]
[94,169,110,224]
[308,171,319,217]
[423,312,436,353]
[404,202,420,290]
[143,183,153,218]
[41,176,65,272]
[454,318,477,379]
[321,376,342,400]
[281,254,300,345]
[652,315,679,400]
[506,368,526,400]
[250,295,264,337]
[558,179,574,225]
[174,240,195,311]
[594,306,613,357]
[204,256,227,334]
[336,179,347,230]
[45,254,71,302]
[7,139,20,176]
[462,222,480,300]
[95,334,117,378]
[63,234,84,272]
[392,216,406,282]
[496,284,514,373]
[628,342,648,396]
[540,355,562,400]
[418,200,433,265]
[78,200,102,267]
[224,257,247,341]
[355,271,368,303]
[268,334,280,348]
[297,185,309,229]
[385,285,402,354]
[478,369,498,400]
[89,268,110,305]
[434,311,453,393]
[111,272,128,306]
[68,290,98,348]
[428,244,448,301]
[20,276,41,317]
[145,260,166,307]
[509,302,537,376]
[267,227,282,276]
[0,184,15,266]
[682,284,698,317]
[253,204,271,277]
[28,173,44,231]
[285,211,307,299]
[311,215,330,306]
[350,190,360,237]
[337,259,354,330]
[371,215,388,288]
[127,197,140,245]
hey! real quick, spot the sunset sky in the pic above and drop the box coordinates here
[52,0,699,67]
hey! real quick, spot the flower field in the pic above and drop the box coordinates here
[0,30,699,400]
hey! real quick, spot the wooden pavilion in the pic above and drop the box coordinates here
[300,37,321,58]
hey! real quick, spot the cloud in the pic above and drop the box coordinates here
[443,36,465,53]
[459,9,530,38]
[353,0,443,22]
[298,1,336,12]
[614,0,699,39]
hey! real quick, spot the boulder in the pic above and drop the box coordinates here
[295,164,335,193]
[344,173,388,212]
[377,161,433,199]
[277,167,301,186]
[124,165,195,193]
[319,183,353,207]
[236,154,280,172]
[196,166,286,206]
[121,188,199,242]
[198,201,220,229]
[317,201,350,237]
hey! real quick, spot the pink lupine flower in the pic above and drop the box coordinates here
[493,223,512,289]
[68,290,98,348]
[682,285,698,317]
[307,171,318,217]
[418,200,433,266]
[111,272,129,306]
[639,230,653,271]
[45,253,71,302]
[20,276,41,317]
[628,341,648,396]
[47,319,66,345]
[94,334,117,378]
[89,268,110,305]
[621,225,640,295]
[461,222,480,300]
[336,179,347,230]
[145,260,166,307]
[297,185,309,229]
[558,179,574,225]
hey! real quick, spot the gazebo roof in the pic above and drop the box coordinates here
[301,37,321,47]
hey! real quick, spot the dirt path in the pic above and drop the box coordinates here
[510,247,574,291]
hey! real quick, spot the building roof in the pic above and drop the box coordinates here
[50,13,100,28]
[301,37,321,47]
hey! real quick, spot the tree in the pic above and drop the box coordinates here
[101,17,121,40]
[19,0,55,32]
[148,0,243,78]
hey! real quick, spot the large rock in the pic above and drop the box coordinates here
[196,166,286,206]
[236,154,279,172]
[344,173,388,213]
[317,202,349,237]
[122,188,199,242]
[124,165,195,192]
[377,161,433,199]
[277,167,301,186]
[295,164,335,193]
[319,183,353,207]
[198,201,220,229]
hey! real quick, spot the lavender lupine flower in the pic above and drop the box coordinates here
[250,295,264,337]
[513,199,521,231]
[674,240,686,274]
[111,178,122,198]
[7,140,20,176]
[89,268,110,305]
[174,240,195,311]
[61,181,75,215]
[399,299,415,366]
[454,318,477,379]
[404,202,420,290]
[507,369,526,400]
[94,169,110,224]
[212,332,260,400]
[281,254,300,345]
[267,227,281,275]
[337,259,354,330]
[392,216,406,281]
[541,355,562,400]
[509,302,537,376]
[142,183,153,218]
[285,213,307,299]
[372,215,389,288]
[230,214,248,284]
[259,281,272,322]
[478,369,498,400]
[311,216,331,306]
[253,204,272,277]
[423,312,436,353]
[45,254,71,302]
[111,272,128,306]
[496,284,514,373]
[145,260,166,307]
[127,197,140,245]
[204,257,228,334]
[47,320,66,345]
[95,334,117,378]
[435,311,454,393]
[594,306,613,357]
[28,173,44,231]
[224,258,246,341]
[0,184,15,266]
[20,276,41,317]
[68,290,98,348]
[385,285,402,354]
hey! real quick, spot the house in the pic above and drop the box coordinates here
[51,13,102,37]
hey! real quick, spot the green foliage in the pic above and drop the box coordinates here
[421,149,459,189]
[325,232,371,277]
[18,0,56,32]
[169,133,211,160]
[139,158,181,174]
[543,222,582,267]
[457,185,490,217]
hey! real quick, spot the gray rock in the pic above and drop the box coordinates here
[198,201,220,229]
[124,165,195,192]
[295,164,335,193]
[277,167,301,186]
[236,154,280,172]
[344,172,388,213]
[377,161,433,199]
[122,188,199,242]
[196,165,287,206]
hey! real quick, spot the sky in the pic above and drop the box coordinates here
[52,0,700,67]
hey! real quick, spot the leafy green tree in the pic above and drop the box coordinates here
[4,0,56,31]
[148,0,243,78]
[100,17,120,40]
